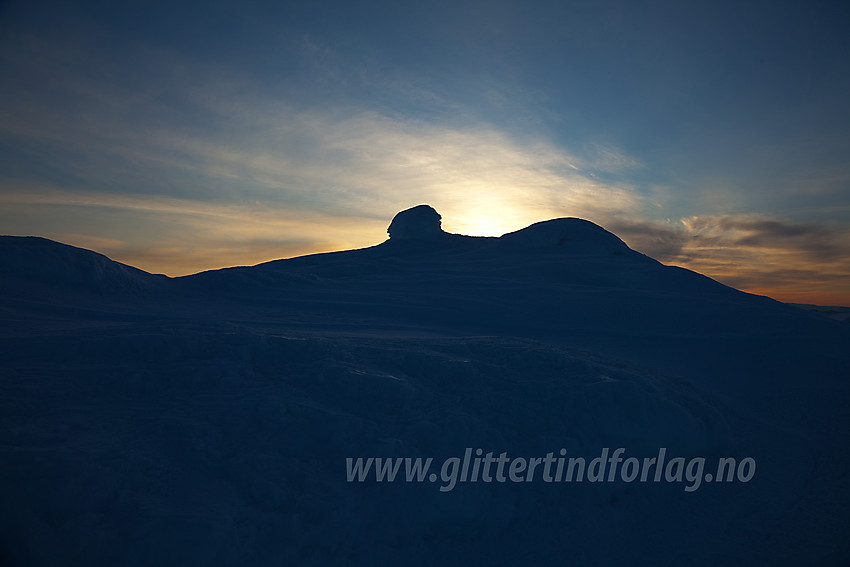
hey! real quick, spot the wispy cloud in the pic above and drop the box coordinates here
[0,101,647,272]
[0,186,389,275]
[681,216,847,263]
[2,17,848,305]
[611,215,850,305]
[605,218,690,260]
[0,30,650,272]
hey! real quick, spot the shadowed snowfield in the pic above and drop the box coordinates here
[1,205,849,566]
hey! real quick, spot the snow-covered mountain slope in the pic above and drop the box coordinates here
[0,236,168,335]
[1,206,849,566]
[792,303,850,323]
[0,236,165,294]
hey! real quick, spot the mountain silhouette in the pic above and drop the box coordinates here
[1,207,849,566]
[0,235,165,293]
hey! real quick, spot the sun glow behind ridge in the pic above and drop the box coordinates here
[1,7,848,306]
[442,197,545,238]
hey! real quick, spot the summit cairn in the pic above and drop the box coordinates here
[387,205,445,240]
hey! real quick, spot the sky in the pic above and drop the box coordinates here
[1,0,849,305]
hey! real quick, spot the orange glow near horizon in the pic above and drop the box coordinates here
[92,230,850,308]
[2,191,847,307]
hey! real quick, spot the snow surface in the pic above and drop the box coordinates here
[1,211,849,566]
[791,303,850,324]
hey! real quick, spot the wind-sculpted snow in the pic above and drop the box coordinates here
[0,326,743,564]
[1,210,849,566]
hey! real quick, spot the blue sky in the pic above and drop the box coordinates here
[1,0,849,303]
